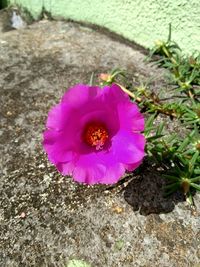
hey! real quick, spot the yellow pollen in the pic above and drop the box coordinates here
[84,122,109,150]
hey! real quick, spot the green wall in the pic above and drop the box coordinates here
[1,0,8,8]
[8,0,200,54]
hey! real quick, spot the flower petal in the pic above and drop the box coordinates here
[125,160,143,172]
[117,102,145,132]
[102,83,129,104]
[62,84,101,107]
[43,83,146,185]
[111,130,145,164]
[73,150,125,185]
[43,130,75,164]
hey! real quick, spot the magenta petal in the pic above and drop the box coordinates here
[101,84,144,132]
[125,160,143,172]
[73,152,107,184]
[100,159,125,184]
[73,151,125,185]
[57,161,76,176]
[43,83,146,185]
[43,130,75,164]
[46,104,62,130]
[117,102,145,132]
[102,83,129,103]
[62,84,101,107]
[111,130,145,164]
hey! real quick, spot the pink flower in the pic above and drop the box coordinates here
[43,84,145,184]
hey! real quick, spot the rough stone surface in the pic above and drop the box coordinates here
[0,11,200,267]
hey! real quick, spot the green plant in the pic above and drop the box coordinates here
[98,25,200,205]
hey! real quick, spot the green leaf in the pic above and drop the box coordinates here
[175,154,188,165]
[190,183,200,191]
[189,150,200,173]
[166,133,177,143]
[163,174,180,182]
[89,72,95,86]
[163,184,180,197]
[156,121,165,135]
[163,182,180,190]
[111,68,125,78]
[146,134,164,142]
[190,150,200,165]
[194,169,200,174]
[114,239,124,251]
[67,259,92,267]
[167,23,172,42]
[189,176,200,183]
[144,126,155,133]
[145,114,156,135]
[177,137,190,152]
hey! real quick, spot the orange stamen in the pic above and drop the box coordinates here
[84,122,109,150]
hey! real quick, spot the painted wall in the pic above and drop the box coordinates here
[8,0,200,54]
[1,0,8,8]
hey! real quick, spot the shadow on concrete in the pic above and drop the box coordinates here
[123,163,185,215]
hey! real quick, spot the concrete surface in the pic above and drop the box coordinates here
[7,0,200,54]
[0,10,200,267]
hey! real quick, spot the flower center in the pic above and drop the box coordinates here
[84,122,109,150]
